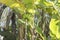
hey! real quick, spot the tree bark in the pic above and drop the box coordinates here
[0,7,12,31]
[11,13,16,40]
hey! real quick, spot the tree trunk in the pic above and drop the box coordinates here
[0,7,12,31]
[11,13,16,40]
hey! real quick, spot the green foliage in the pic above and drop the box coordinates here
[36,26,46,40]
[0,31,15,40]
[1,0,60,40]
